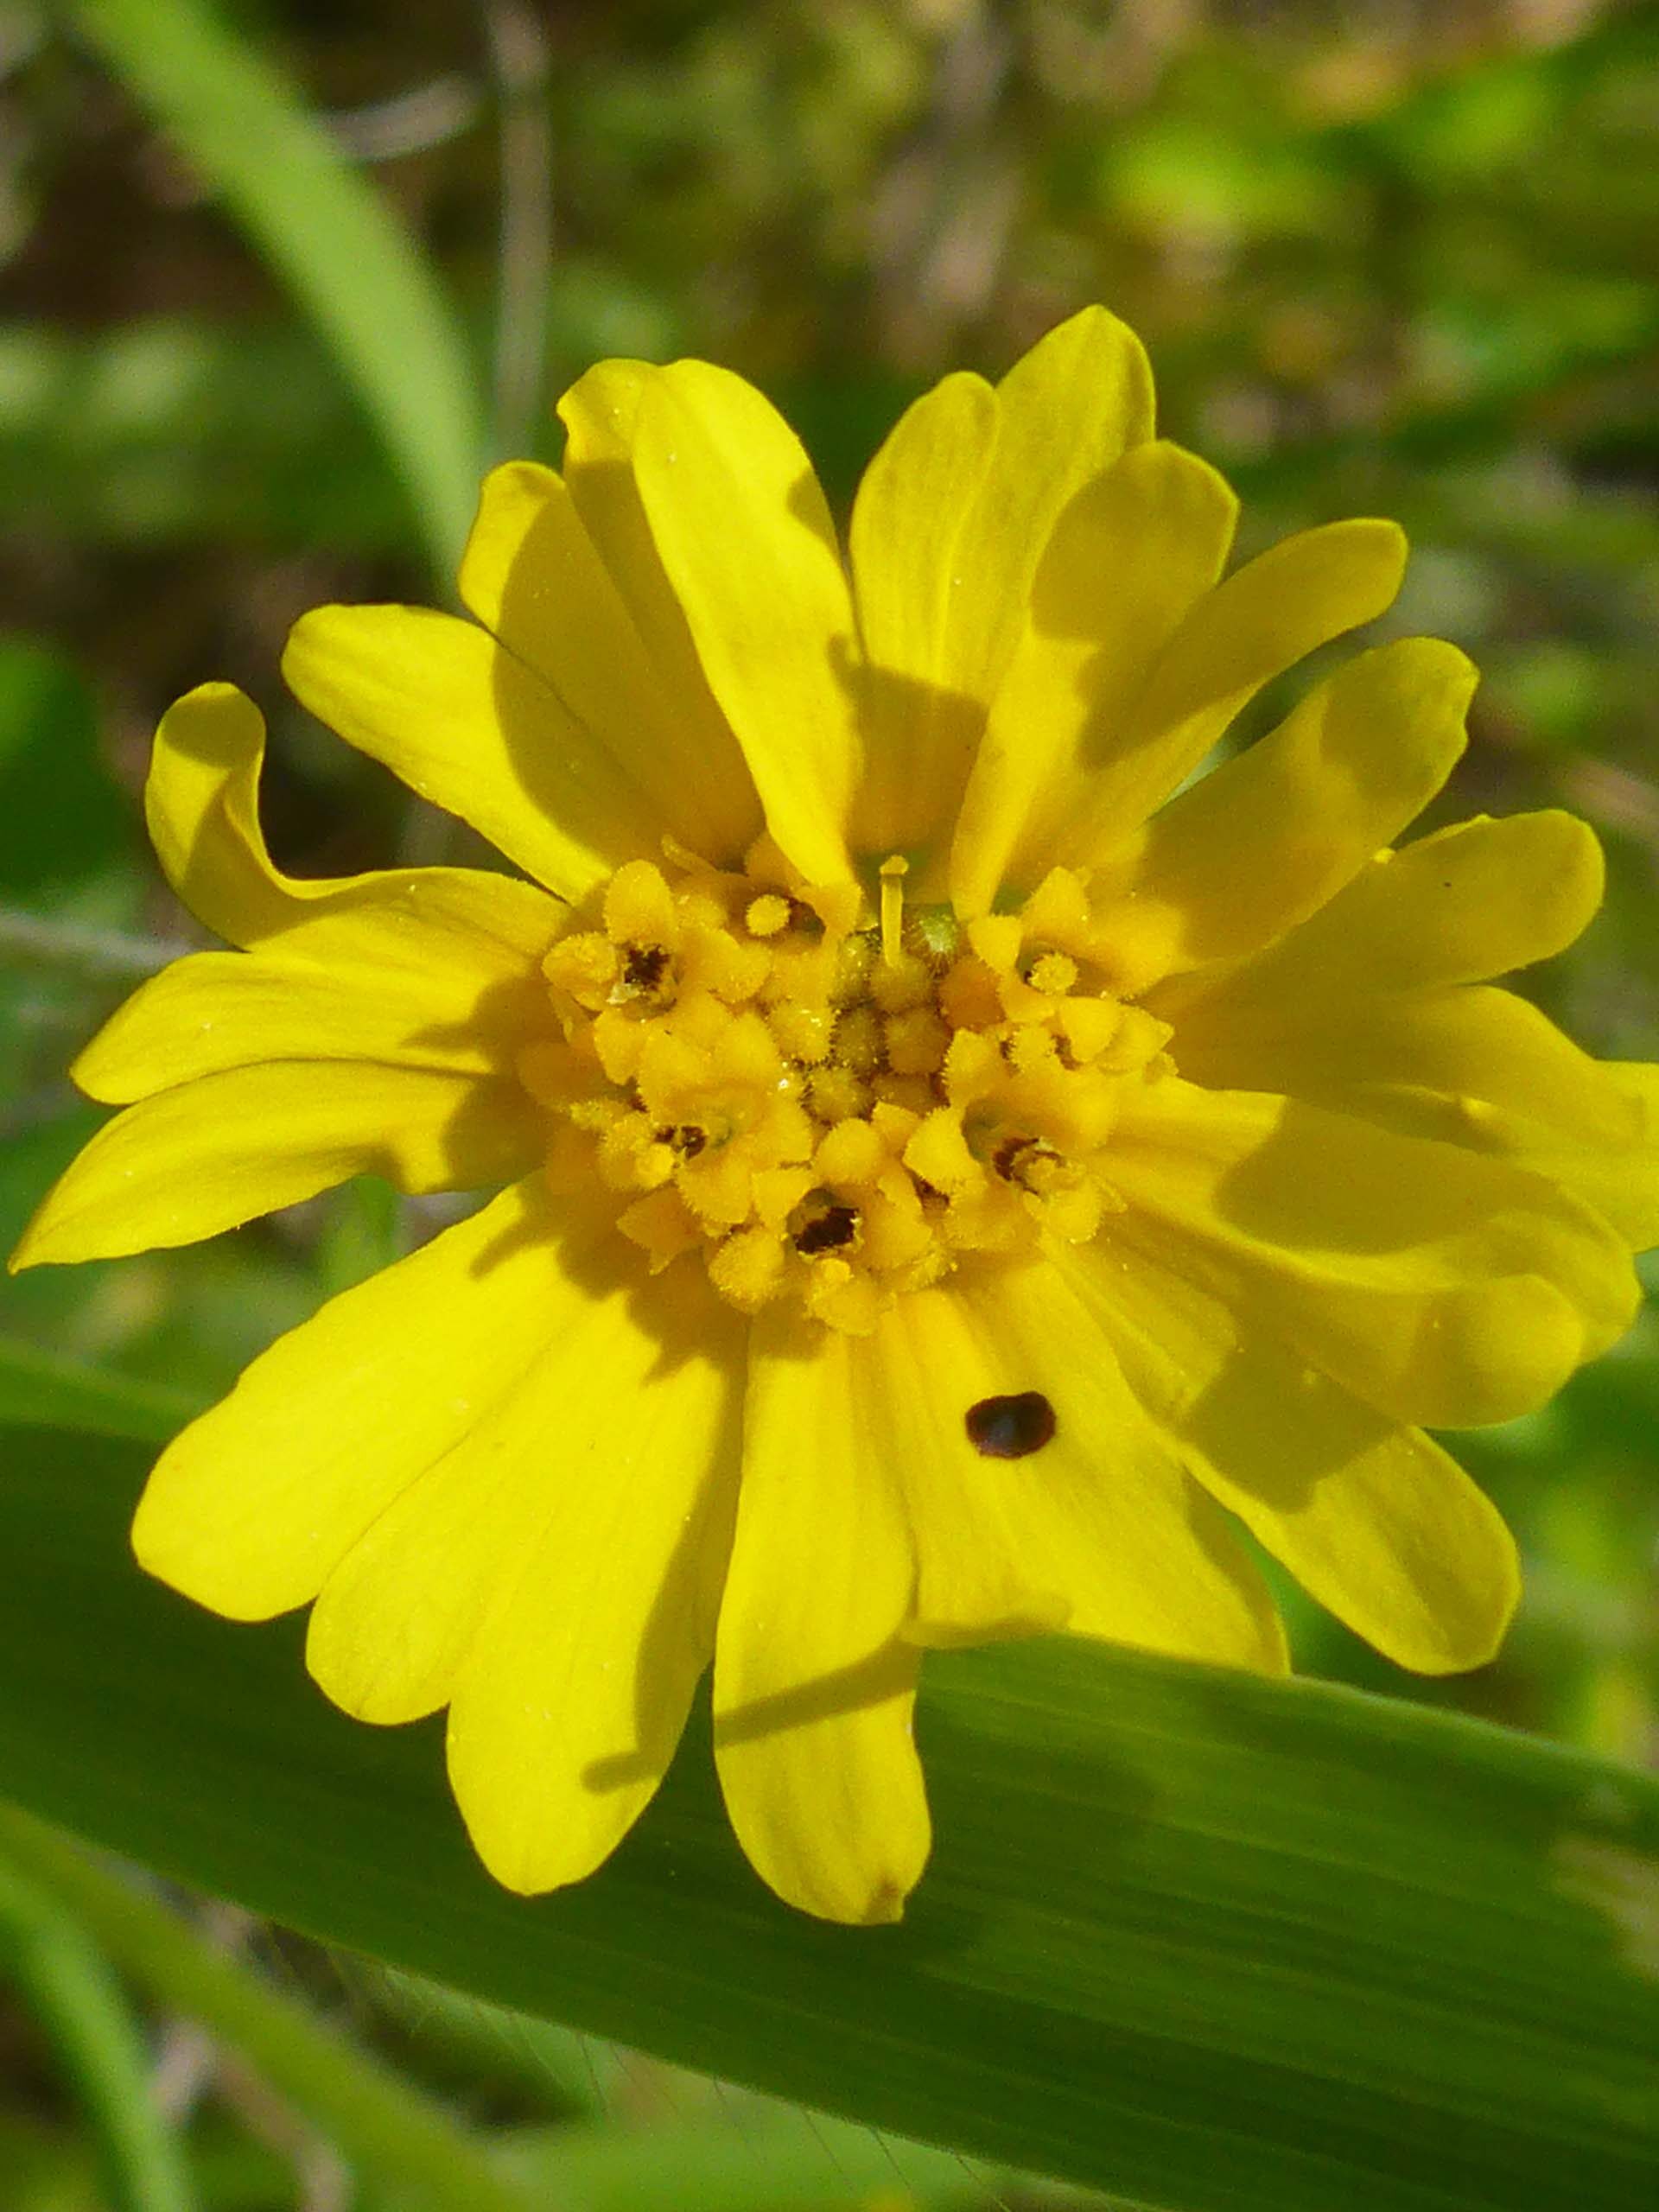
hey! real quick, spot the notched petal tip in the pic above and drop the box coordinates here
[764,1827,931,1928]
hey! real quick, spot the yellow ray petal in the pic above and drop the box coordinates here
[558,359,751,798]
[459,460,761,865]
[951,440,1236,916]
[960,305,1156,711]
[145,684,306,946]
[73,874,555,1103]
[1061,1242,1519,1673]
[143,685,556,954]
[308,1250,737,1729]
[626,362,861,887]
[874,1272,1285,1669]
[1582,1065,1659,1247]
[852,309,1154,868]
[1086,639,1474,993]
[429,1266,741,1894]
[1108,1077,1640,1428]
[849,1291,1065,1647]
[127,1179,596,1620]
[1157,810,1605,1029]
[1171,985,1659,1249]
[11,1062,539,1268]
[714,1311,928,1924]
[283,604,666,899]
[1033,518,1407,889]
[848,371,998,856]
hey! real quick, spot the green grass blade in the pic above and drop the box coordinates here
[64,0,484,575]
[0,1814,540,2212]
[0,1849,196,2212]
[2,1423,1657,2212]
[0,1337,202,1443]
[501,2107,1014,2211]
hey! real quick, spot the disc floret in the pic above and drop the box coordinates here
[522,844,1173,1333]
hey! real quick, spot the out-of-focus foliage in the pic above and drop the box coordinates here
[1,0,1656,2204]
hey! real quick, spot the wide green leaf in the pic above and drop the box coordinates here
[2,1421,1656,2211]
[65,0,484,574]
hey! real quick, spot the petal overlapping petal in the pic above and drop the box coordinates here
[73,878,555,1102]
[458,460,761,864]
[557,359,754,811]
[1058,517,1409,871]
[143,683,559,954]
[854,308,1154,867]
[1106,1077,1639,1427]
[1156,810,1605,1031]
[623,362,863,887]
[964,307,1155,670]
[957,515,1406,913]
[714,1310,928,1925]
[1060,1242,1519,1672]
[868,1274,1285,1669]
[1085,639,1474,993]
[130,1179,598,1618]
[436,1261,741,1894]
[848,370,997,859]
[11,1061,540,1267]
[283,603,664,899]
[951,439,1236,914]
[1171,985,1659,1249]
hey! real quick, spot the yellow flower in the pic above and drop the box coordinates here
[14,309,1657,1924]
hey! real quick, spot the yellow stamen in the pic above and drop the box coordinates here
[745,893,791,938]
[535,856,1167,1333]
[879,855,908,969]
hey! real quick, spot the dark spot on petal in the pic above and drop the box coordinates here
[659,1123,706,1159]
[965,1391,1056,1459]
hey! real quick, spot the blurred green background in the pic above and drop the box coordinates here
[1,0,1656,2205]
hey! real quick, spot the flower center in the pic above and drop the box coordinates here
[520,844,1173,1333]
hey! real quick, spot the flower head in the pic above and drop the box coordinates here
[16,309,1657,1923]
